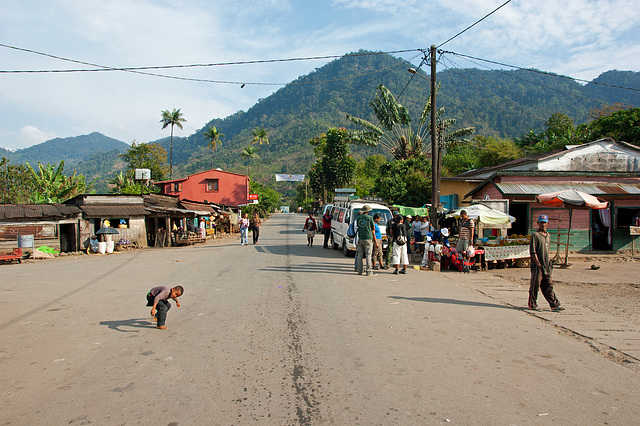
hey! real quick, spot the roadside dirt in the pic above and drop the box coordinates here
[491,256,640,327]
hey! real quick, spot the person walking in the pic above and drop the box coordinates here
[356,205,377,276]
[250,213,262,244]
[528,214,564,311]
[391,213,409,274]
[303,212,317,247]
[322,209,333,249]
[239,213,250,245]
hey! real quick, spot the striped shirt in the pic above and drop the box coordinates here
[458,218,474,240]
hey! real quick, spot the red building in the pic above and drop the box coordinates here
[155,169,250,207]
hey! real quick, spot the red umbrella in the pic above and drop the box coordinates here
[535,189,609,265]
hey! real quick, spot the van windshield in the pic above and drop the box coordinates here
[353,209,392,226]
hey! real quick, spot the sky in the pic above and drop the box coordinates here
[0,0,638,151]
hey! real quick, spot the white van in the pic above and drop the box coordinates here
[330,198,392,256]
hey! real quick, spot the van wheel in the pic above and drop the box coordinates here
[332,234,339,250]
[342,240,349,256]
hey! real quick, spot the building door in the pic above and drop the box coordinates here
[59,223,77,252]
[591,208,612,251]
[508,202,529,236]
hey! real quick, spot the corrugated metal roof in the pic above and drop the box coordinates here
[80,205,149,217]
[0,204,82,220]
[495,182,640,196]
[180,201,214,213]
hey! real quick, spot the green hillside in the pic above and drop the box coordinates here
[164,51,640,182]
[3,51,639,192]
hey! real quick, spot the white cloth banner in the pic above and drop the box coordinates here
[275,174,305,182]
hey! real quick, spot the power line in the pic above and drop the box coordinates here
[0,42,421,80]
[442,50,640,93]
[438,0,512,48]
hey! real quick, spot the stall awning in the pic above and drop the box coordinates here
[80,205,148,217]
[494,182,640,197]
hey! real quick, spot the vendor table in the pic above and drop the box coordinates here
[481,244,530,261]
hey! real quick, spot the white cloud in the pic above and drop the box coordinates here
[0,0,637,150]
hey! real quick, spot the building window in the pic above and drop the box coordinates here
[206,179,219,192]
[174,182,183,192]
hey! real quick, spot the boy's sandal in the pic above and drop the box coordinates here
[551,306,565,311]
[528,306,541,311]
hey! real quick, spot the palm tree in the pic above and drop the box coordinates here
[251,126,269,177]
[347,84,474,160]
[241,146,260,178]
[160,108,186,179]
[203,126,225,169]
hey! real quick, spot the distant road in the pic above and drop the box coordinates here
[1,213,639,424]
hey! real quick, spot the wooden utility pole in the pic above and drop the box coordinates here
[430,45,438,228]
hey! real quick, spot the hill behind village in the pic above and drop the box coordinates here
[3,51,640,192]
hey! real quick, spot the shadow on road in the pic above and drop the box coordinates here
[388,296,515,310]
[99,318,156,332]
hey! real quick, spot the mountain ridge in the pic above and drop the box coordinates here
[3,51,639,192]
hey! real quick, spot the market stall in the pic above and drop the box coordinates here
[446,204,521,269]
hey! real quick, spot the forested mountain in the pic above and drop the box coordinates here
[164,51,640,181]
[3,132,129,193]
[3,51,639,191]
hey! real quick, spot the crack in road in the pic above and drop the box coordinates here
[284,215,321,424]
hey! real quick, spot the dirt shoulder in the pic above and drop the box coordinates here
[491,255,640,327]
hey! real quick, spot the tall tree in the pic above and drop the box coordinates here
[160,108,186,179]
[241,145,259,178]
[251,126,269,177]
[308,128,374,202]
[0,157,32,204]
[347,84,474,160]
[118,141,168,182]
[203,126,224,169]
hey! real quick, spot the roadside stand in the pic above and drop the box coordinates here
[446,204,518,270]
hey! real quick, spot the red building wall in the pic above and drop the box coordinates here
[157,169,249,207]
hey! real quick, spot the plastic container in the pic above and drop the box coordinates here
[97,242,107,254]
[106,241,114,253]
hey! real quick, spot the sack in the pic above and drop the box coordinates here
[396,235,407,245]
[347,221,357,238]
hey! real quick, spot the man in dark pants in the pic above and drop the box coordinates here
[322,209,333,249]
[146,285,184,329]
[529,215,564,311]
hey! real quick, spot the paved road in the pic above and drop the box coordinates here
[1,213,639,425]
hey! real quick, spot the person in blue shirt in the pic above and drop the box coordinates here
[372,214,387,270]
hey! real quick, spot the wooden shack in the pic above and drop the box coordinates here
[0,204,83,253]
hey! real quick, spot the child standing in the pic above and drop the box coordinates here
[146,285,184,330]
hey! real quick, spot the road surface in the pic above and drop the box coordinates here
[1,213,638,424]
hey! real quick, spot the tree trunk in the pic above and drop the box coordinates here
[170,125,174,179]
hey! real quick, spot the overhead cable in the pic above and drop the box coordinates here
[437,0,512,48]
[442,50,640,93]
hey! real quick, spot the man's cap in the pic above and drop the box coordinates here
[394,212,402,218]
[441,228,449,236]
[406,215,412,218]
[538,214,549,223]
[361,204,372,212]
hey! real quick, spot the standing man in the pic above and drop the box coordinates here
[322,209,333,249]
[356,205,377,276]
[456,210,475,254]
[529,215,564,311]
